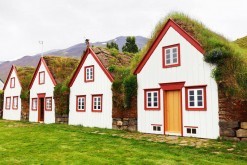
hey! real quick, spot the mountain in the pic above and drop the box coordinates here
[0,36,148,81]
[234,36,247,49]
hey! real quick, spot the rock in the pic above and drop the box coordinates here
[241,122,247,129]
[227,148,234,151]
[236,129,247,137]
[241,138,247,141]
[127,125,137,132]
[222,137,240,142]
[219,121,239,129]
[220,128,236,137]
[117,121,123,126]
[123,121,129,126]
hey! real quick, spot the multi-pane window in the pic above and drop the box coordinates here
[5,97,11,109]
[186,86,207,110]
[10,77,15,88]
[32,98,37,110]
[45,97,52,110]
[92,95,102,112]
[77,96,86,111]
[144,89,160,110]
[12,96,18,109]
[39,71,45,84]
[163,44,180,68]
[85,66,94,82]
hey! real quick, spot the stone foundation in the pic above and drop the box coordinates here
[112,118,137,131]
[55,114,68,124]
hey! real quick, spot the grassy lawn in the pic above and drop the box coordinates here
[0,120,246,164]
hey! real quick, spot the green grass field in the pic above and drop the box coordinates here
[0,120,246,164]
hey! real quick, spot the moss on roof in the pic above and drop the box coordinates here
[133,12,247,99]
[43,56,80,85]
[234,36,247,49]
[91,47,134,78]
[16,66,35,91]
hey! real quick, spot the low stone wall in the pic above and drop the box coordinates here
[55,114,68,124]
[220,121,247,141]
[112,118,137,131]
[218,89,247,141]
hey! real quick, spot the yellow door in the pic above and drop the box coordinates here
[164,90,182,135]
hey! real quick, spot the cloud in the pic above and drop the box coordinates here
[0,0,246,61]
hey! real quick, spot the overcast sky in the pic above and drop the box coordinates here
[0,0,246,61]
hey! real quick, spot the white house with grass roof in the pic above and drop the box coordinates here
[0,79,4,90]
[68,45,133,129]
[134,17,220,139]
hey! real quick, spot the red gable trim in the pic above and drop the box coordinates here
[3,65,22,90]
[134,19,204,74]
[28,57,57,89]
[68,47,114,87]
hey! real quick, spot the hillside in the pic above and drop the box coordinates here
[234,36,247,49]
[0,36,148,81]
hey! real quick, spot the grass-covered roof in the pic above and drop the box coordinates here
[234,36,247,49]
[43,56,80,85]
[91,47,134,78]
[16,66,35,91]
[132,12,247,99]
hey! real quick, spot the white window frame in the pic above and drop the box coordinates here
[10,77,15,88]
[77,96,86,111]
[39,71,45,84]
[6,97,11,109]
[188,88,204,108]
[85,66,94,82]
[12,96,18,109]
[144,89,160,110]
[164,46,179,66]
[32,98,37,110]
[92,95,102,112]
[45,97,52,110]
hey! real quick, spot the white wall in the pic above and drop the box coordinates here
[137,27,219,139]
[3,69,22,120]
[69,53,112,129]
[29,61,55,124]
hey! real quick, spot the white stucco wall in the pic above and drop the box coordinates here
[137,27,219,139]
[29,61,55,124]
[69,53,112,129]
[3,69,22,120]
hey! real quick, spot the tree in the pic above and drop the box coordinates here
[122,36,139,53]
[106,42,119,50]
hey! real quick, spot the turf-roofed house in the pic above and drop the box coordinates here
[28,56,79,123]
[134,13,247,139]
[3,65,35,121]
[0,79,4,90]
[68,42,136,129]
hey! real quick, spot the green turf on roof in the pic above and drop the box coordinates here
[234,36,247,49]
[16,66,35,91]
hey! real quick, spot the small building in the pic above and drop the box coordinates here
[0,79,4,90]
[134,18,220,139]
[2,66,35,120]
[68,46,134,129]
[28,56,79,123]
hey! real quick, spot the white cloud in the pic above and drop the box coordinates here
[0,0,246,61]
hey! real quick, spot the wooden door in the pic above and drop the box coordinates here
[164,90,182,135]
[39,98,44,122]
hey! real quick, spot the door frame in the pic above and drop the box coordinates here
[159,82,185,136]
[37,93,46,122]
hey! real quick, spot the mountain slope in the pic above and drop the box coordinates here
[0,36,148,81]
